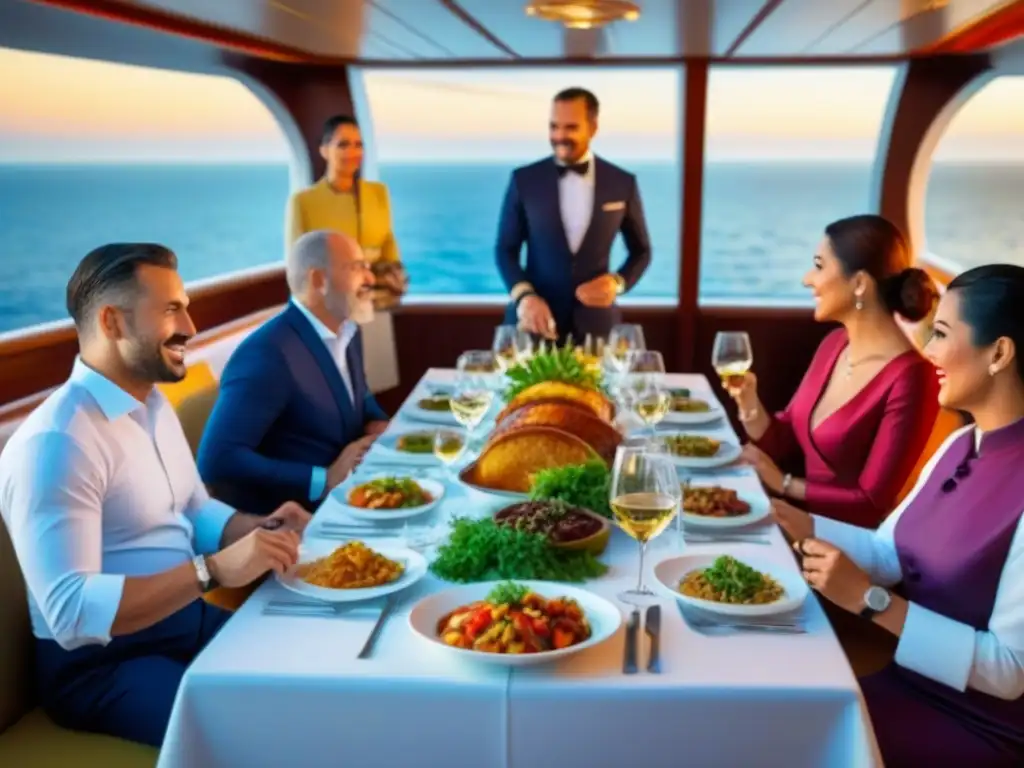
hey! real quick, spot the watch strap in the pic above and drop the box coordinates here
[192,554,216,593]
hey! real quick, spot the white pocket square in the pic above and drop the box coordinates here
[602,201,626,211]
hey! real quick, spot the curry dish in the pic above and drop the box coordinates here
[348,477,433,509]
[679,555,783,605]
[298,541,404,589]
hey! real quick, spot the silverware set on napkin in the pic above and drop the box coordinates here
[623,605,661,674]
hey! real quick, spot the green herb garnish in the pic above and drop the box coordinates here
[529,460,612,518]
[430,517,607,583]
[487,582,530,605]
[700,556,768,602]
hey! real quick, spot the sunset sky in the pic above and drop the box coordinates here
[0,46,1021,163]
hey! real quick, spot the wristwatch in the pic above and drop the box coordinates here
[612,274,626,294]
[859,585,891,619]
[192,554,217,593]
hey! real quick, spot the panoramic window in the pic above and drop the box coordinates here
[360,67,681,301]
[924,76,1024,273]
[0,47,291,334]
[700,66,897,306]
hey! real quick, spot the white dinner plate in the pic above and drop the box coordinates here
[662,399,726,426]
[408,580,621,667]
[331,476,444,521]
[276,541,427,603]
[663,434,743,469]
[404,396,460,425]
[372,430,445,465]
[680,480,771,529]
[653,553,808,617]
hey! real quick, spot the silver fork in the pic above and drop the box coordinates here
[358,594,397,659]
[261,600,378,618]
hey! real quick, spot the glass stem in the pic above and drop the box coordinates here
[636,540,648,593]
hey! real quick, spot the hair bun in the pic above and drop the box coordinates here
[882,268,937,322]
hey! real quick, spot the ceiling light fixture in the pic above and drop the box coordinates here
[525,1,640,30]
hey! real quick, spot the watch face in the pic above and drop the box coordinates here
[865,586,890,612]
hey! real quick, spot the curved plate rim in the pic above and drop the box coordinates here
[652,552,808,616]
[408,579,622,666]
[681,486,771,528]
[666,437,743,468]
[276,542,428,603]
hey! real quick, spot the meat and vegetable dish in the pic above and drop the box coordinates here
[683,486,752,518]
[494,500,603,544]
[437,582,591,654]
[679,555,783,605]
[348,477,433,509]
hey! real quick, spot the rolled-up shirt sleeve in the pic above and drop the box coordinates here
[4,431,124,649]
[184,473,235,555]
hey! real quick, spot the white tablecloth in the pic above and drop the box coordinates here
[158,370,880,768]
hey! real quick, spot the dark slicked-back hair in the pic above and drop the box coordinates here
[66,243,177,330]
[554,87,599,121]
[948,264,1024,381]
[320,114,359,145]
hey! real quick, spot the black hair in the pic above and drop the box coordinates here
[824,214,937,322]
[947,264,1024,381]
[66,243,177,329]
[320,114,359,146]
[553,87,599,121]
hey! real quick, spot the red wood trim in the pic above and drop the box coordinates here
[915,0,1024,55]
[28,0,313,61]
[723,0,787,57]
[677,60,708,373]
[437,0,520,58]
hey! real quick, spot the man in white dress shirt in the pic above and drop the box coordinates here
[495,86,652,343]
[0,243,310,747]
[197,230,390,516]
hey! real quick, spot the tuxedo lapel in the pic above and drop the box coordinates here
[284,305,356,431]
[574,156,608,258]
[542,159,574,256]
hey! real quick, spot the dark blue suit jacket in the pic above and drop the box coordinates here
[197,303,388,516]
[495,155,651,341]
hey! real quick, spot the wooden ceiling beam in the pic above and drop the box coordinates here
[915,0,1024,55]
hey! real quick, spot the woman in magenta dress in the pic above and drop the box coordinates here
[730,214,940,528]
[774,264,1024,766]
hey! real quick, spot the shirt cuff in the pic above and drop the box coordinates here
[895,600,976,691]
[72,573,126,648]
[191,498,235,555]
[310,466,327,502]
[811,514,883,579]
[510,282,534,301]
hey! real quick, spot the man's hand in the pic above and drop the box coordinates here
[264,501,312,534]
[207,527,300,588]
[326,434,376,491]
[575,274,620,308]
[516,294,557,340]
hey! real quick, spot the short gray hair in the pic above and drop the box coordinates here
[287,230,335,294]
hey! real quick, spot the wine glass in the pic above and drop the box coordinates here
[449,369,494,451]
[432,428,466,480]
[631,378,670,437]
[605,324,646,374]
[515,330,535,362]
[491,325,520,372]
[457,349,499,392]
[609,445,681,605]
[711,332,753,394]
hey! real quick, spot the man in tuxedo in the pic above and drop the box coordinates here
[495,87,652,343]
[198,230,389,516]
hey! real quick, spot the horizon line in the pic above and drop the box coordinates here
[1,157,1022,166]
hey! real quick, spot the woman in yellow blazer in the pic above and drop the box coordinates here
[285,114,404,391]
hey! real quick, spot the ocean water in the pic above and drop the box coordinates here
[0,161,1021,333]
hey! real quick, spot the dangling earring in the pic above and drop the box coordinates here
[989,365,998,376]
[855,292,864,311]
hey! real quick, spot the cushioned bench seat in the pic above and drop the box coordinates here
[0,708,156,767]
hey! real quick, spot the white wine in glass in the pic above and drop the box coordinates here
[491,325,520,372]
[432,429,466,479]
[711,331,753,390]
[609,445,681,605]
[450,390,492,429]
[633,388,670,432]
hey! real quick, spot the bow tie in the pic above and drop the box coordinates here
[557,161,589,177]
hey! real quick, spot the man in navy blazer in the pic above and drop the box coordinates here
[198,230,389,516]
[495,87,652,343]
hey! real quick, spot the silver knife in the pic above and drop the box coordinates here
[357,595,395,659]
[623,608,640,674]
[645,605,661,673]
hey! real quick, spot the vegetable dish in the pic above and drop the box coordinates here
[348,477,433,509]
[437,582,591,654]
[671,396,711,413]
[679,555,783,605]
[396,432,435,453]
[417,395,451,411]
[664,434,721,458]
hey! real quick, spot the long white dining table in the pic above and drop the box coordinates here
[157,369,881,768]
